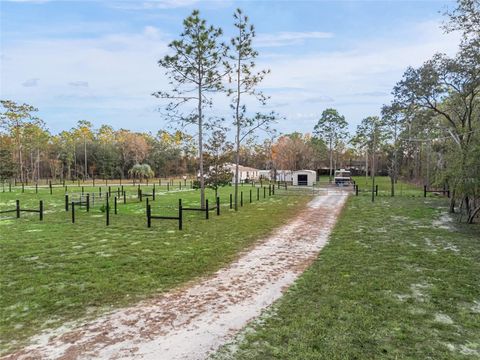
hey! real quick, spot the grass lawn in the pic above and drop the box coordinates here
[0,182,310,355]
[214,196,480,360]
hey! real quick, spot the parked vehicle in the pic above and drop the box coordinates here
[334,169,352,186]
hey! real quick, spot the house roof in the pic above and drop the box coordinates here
[224,163,259,172]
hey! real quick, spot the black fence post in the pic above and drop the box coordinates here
[35,183,38,194]
[179,199,183,230]
[250,189,252,203]
[264,187,266,199]
[49,182,52,195]
[217,197,220,216]
[123,191,126,204]
[147,204,151,228]
[206,199,209,219]
[179,181,182,190]
[355,185,359,196]
[114,196,117,215]
[71,202,75,223]
[138,189,142,202]
[22,183,24,193]
[146,197,149,209]
[65,195,69,211]
[375,185,378,196]
[65,185,68,193]
[106,198,110,226]
[16,200,20,218]
[272,185,275,195]
[167,183,170,191]
[230,194,233,209]
[86,194,90,212]
[81,186,84,195]
[268,185,271,196]
[9,182,11,192]
[424,185,427,198]
[39,200,43,221]
[257,187,260,200]
[153,188,156,201]
[241,191,243,207]
[99,187,102,198]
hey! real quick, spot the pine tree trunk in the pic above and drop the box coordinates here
[198,82,205,209]
[329,139,333,183]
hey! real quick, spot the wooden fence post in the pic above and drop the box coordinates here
[106,198,110,226]
[71,202,75,223]
[179,199,183,230]
[147,204,151,228]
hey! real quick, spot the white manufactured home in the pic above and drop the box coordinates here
[225,163,260,183]
[292,170,317,186]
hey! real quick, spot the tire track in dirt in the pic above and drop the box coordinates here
[4,190,349,360]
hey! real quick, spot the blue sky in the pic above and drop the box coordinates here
[0,0,461,137]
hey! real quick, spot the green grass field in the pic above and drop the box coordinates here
[0,182,310,354]
[214,196,480,360]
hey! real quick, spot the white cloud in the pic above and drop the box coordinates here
[22,78,39,87]
[256,20,462,133]
[68,81,89,87]
[256,31,334,47]
[110,0,200,10]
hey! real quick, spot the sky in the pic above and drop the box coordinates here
[0,0,462,138]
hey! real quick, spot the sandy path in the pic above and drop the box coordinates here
[5,190,349,360]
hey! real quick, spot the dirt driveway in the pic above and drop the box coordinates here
[5,190,349,360]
